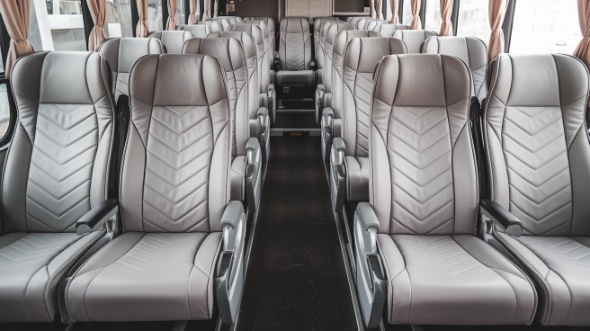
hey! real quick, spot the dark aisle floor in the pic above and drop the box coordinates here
[236,136,357,331]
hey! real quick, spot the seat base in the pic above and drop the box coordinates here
[65,232,222,322]
[276,70,315,86]
[377,234,537,325]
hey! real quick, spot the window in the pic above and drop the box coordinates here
[174,0,186,26]
[29,0,86,51]
[510,0,581,54]
[401,0,412,25]
[147,0,163,32]
[457,0,491,44]
[0,83,10,139]
[105,0,133,38]
[424,0,441,32]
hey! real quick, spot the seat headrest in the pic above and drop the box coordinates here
[344,38,407,74]
[99,37,164,73]
[334,30,380,57]
[183,38,247,74]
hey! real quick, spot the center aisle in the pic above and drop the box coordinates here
[236,136,357,331]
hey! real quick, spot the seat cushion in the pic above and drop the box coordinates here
[345,156,369,202]
[276,70,315,86]
[0,232,101,322]
[377,234,537,325]
[496,233,590,326]
[65,232,222,322]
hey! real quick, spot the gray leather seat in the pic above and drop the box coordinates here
[423,36,488,102]
[315,20,337,83]
[366,19,385,30]
[244,17,276,57]
[372,23,410,37]
[276,17,315,87]
[315,22,354,119]
[199,20,222,33]
[356,18,371,30]
[218,16,243,25]
[483,54,590,326]
[229,23,276,122]
[392,29,438,53]
[327,38,406,210]
[313,17,340,68]
[63,54,246,324]
[183,38,263,212]
[177,24,210,38]
[210,17,231,31]
[0,52,116,322]
[241,21,273,73]
[99,37,164,102]
[348,16,369,27]
[353,54,538,328]
[148,30,193,53]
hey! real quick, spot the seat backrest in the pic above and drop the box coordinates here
[177,24,210,38]
[392,30,438,53]
[348,17,368,26]
[331,30,380,119]
[240,21,272,71]
[4,52,115,233]
[372,23,410,37]
[199,20,222,33]
[210,18,231,31]
[229,24,269,95]
[323,22,354,93]
[183,38,249,158]
[212,31,259,128]
[314,17,339,64]
[279,17,312,71]
[370,54,475,235]
[423,36,488,102]
[148,30,193,54]
[484,54,590,236]
[244,17,276,52]
[356,18,368,30]
[342,38,406,158]
[364,19,381,30]
[318,20,337,70]
[218,16,243,24]
[99,37,164,102]
[121,54,231,233]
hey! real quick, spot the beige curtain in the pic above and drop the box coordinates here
[167,0,177,30]
[439,0,453,35]
[376,0,383,19]
[574,0,590,70]
[203,0,211,20]
[488,0,509,60]
[213,0,218,18]
[189,0,200,24]
[389,0,399,23]
[136,0,149,37]
[0,0,34,77]
[410,0,421,29]
[87,0,107,51]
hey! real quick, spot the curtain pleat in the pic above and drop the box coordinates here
[410,0,421,29]
[0,0,34,76]
[488,0,509,60]
[439,0,453,36]
[87,0,107,51]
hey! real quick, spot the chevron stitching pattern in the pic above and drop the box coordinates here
[354,73,374,157]
[519,236,590,269]
[394,235,498,277]
[285,33,306,70]
[389,106,454,235]
[144,105,213,232]
[26,104,98,232]
[503,106,572,236]
[116,73,130,99]
[0,233,77,270]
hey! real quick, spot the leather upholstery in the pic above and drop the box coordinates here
[0,51,115,322]
[210,18,231,31]
[244,17,275,52]
[279,17,312,70]
[241,21,273,72]
[423,36,488,101]
[372,23,410,37]
[313,17,339,66]
[366,20,386,31]
[149,30,193,54]
[392,30,438,53]
[65,54,232,321]
[218,16,243,25]
[370,54,538,325]
[485,54,590,326]
[356,18,372,30]
[183,38,251,202]
[177,24,210,38]
[199,21,222,33]
[323,22,354,97]
[341,38,406,202]
[99,37,164,101]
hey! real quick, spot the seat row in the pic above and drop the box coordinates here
[0,17,281,324]
[314,31,590,328]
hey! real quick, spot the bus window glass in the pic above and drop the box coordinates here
[457,0,491,44]
[402,0,412,25]
[105,0,133,38]
[510,0,581,54]
[424,0,441,32]
[29,0,87,51]
[147,0,163,31]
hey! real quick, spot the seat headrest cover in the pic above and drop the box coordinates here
[183,38,246,74]
[333,30,380,57]
[326,22,354,45]
[344,38,408,74]
[177,24,210,38]
[99,37,164,73]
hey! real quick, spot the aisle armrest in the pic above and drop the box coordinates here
[321,107,334,163]
[257,107,271,165]
[245,138,262,212]
[329,137,346,212]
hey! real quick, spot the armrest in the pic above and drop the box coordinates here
[267,84,276,123]
[355,202,380,232]
[216,201,246,325]
[244,138,262,212]
[329,138,347,211]
[480,199,522,237]
[76,199,119,235]
[310,59,316,70]
[320,107,335,163]
[257,107,271,165]
[315,84,326,123]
